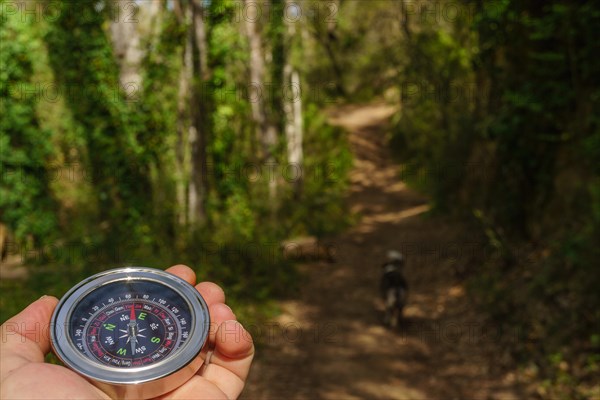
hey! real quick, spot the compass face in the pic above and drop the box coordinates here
[51,267,210,398]
[69,280,192,368]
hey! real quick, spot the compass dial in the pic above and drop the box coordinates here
[69,280,191,368]
[51,267,211,399]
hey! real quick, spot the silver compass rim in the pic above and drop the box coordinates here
[50,266,211,385]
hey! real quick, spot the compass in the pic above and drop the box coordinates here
[50,267,211,399]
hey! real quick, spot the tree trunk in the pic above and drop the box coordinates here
[109,0,144,97]
[187,0,210,225]
[173,0,211,227]
[176,33,192,226]
[399,0,412,40]
[308,1,346,98]
[192,0,209,80]
[283,1,304,196]
[285,68,304,196]
[243,0,278,200]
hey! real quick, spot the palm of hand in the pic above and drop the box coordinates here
[3,362,231,399]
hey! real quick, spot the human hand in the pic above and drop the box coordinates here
[0,265,254,399]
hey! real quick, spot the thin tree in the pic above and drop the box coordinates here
[283,0,304,197]
[243,0,278,201]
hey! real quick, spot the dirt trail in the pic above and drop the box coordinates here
[0,255,27,280]
[242,104,525,400]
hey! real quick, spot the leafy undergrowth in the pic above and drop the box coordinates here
[462,216,600,400]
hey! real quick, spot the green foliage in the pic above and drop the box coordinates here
[206,2,253,205]
[137,9,186,246]
[44,2,154,245]
[391,23,475,211]
[283,104,352,238]
[0,9,57,244]
[388,1,600,397]
[0,0,352,335]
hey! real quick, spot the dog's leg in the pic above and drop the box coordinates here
[383,307,392,326]
[390,309,399,329]
[397,286,407,324]
[384,288,396,327]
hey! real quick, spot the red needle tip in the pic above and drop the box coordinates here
[130,303,136,321]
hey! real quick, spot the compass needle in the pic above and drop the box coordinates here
[50,267,210,399]
[131,336,137,358]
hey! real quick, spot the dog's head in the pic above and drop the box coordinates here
[387,250,404,263]
[383,250,405,273]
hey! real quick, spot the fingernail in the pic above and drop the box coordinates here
[39,295,48,300]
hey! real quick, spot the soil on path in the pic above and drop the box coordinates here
[241,104,526,400]
[0,254,27,280]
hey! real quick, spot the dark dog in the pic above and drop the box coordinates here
[380,251,408,328]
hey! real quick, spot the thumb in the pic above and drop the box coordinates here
[0,296,59,369]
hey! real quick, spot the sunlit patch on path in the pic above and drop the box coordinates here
[0,255,28,280]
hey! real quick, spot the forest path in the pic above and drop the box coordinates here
[241,103,525,399]
[0,254,27,280]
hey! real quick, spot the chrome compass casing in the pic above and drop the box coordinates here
[50,267,211,399]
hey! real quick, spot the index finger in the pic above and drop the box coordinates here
[165,264,196,286]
